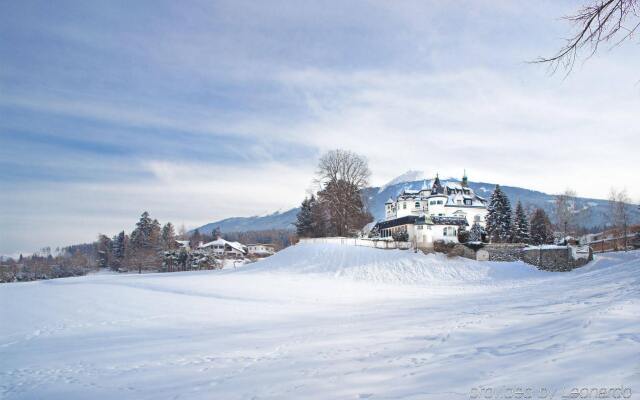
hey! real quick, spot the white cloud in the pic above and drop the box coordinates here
[0,160,314,254]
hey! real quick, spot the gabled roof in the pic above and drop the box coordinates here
[200,238,246,253]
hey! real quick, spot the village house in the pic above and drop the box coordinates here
[247,244,276,257]
[373,173,488,248]
[199,238,247,258]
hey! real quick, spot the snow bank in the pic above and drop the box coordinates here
[242,242,549,285]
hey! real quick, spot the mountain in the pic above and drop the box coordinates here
[192,172,638,234]
[193,208,299,235]
[378,170,426,193]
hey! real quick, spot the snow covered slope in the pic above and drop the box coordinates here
[1,245,639,399]
[242,242,549,285]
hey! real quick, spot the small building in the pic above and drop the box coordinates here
[247,244,276,257]
[199,239,247,258]
[175,240,190,250]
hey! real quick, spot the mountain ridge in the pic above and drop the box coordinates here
[192,173,637,234]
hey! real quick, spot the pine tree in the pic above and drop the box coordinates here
[485,185,513,243]
[511,201,531,244]
[161,222,177,251]
[130,211,162,273]
[111,231,126,270]
[530,208,554,245]
[469,222,484,242]
[190,229,203,248]
[96,234,112,269]
[295,196,315,237]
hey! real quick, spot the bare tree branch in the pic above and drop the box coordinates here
[533,0,640,72]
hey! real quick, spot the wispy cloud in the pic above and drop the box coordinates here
[1,0,638,253]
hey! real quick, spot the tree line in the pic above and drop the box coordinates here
[97,211,225,273]
[0,246,94,283]
[479,185,554,245]
[479,185,636,247]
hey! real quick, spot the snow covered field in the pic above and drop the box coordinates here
[1,244,639,399]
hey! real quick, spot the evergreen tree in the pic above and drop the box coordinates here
[161,222,177,251]
[469,222,484,242]
[111,231,126,270]
[130,211,161,273]
[485,185,513,243]
[511,201,531,244]
[295,196,315,237]
[190,229,203,248]
[530,208,554,245]
[96,234,112,269]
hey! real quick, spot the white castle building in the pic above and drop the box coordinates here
[373,173,488,247]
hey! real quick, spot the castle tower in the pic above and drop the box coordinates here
[461,170,468,187]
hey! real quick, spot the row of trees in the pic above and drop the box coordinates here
[0,245,95,283]
[484,184,637,247]
[480,185,554,245]
[96,212,229,273]
[295,150,373,238]
[96,211,185,273]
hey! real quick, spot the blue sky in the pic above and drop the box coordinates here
[1,0,639,254]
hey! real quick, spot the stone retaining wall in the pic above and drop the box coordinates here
[482,243,527,262]
[458,243,593,272]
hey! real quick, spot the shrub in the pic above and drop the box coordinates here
[433,240,456,254]
[392,228,409,242]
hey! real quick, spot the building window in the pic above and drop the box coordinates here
[443,227,456,236]
[437,200,443,205]
[417,225,423,230]
[403,202,407,209]
[415,201,420,208]
[457,200,462,204]
[464,199,472,205]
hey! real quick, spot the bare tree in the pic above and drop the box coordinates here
[535,0,640,72]
[554,188,578,239]
[609,188,632,250]
[314,149,373,237]
[316,149,371,190]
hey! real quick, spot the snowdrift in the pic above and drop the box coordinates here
[242,242,550,285]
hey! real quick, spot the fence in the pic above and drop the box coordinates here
[298,237,413,250]
[587,234,639,253]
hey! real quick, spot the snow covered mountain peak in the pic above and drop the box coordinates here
[379,170,426,193]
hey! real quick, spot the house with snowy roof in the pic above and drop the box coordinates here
[247,244,276,257]
[199,238,247,258]
[373,172,488,248]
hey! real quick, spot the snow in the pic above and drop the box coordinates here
[379,170,425,193]
[1,244,639,399]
